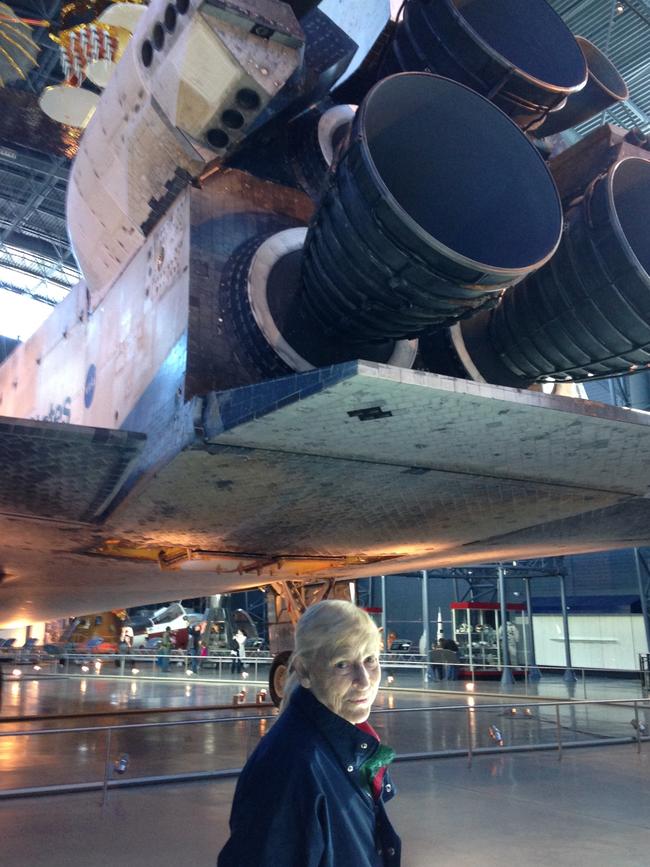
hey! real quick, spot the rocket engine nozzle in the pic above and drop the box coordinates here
[299,73,563,344]
[380,0,588,130]
[533,37,629,138]
[420,157,650,387]
[229,73,564,379]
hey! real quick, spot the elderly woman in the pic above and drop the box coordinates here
[217,600,400,866]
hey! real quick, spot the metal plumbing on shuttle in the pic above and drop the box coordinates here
[380,0,588,131]
[419,157,650,386]
[532,36,629,138]
[229,72,563,376]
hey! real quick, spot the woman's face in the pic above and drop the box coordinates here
[303,637,381,724]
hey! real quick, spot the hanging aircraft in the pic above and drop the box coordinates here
[2,0,650,656]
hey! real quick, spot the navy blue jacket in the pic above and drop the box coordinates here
[217,686,401,867]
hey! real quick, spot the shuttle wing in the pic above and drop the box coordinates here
[3,361,650,623]
[105,362,650,558]
[0,417,145,523]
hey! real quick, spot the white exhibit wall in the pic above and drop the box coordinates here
[533,614,649,670]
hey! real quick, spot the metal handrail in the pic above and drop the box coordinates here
[0,712,279,738]
[5,650,648,676]
[0,701,272,724]
[3,696,648,737]
[1,696,648,737]
[6,647,648,671]
[0,695,647,800]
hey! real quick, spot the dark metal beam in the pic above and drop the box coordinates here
[0,156,68,248]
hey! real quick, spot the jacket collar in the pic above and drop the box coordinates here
[290,686,380,769]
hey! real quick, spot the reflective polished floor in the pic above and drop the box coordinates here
[1,748,649,866]
[0,674,649,866]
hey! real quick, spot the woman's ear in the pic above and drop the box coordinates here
[293,657,311,688]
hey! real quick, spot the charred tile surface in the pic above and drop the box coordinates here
[0,418,145,523]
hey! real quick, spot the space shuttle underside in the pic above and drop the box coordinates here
[4,0,650,624]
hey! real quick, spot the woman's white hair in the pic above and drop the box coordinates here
[280,600,380,711]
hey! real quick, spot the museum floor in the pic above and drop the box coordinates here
[1,675,649,866]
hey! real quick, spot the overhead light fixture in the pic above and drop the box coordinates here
[616,1,625,13]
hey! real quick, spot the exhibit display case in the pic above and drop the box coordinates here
[451,602,528,673]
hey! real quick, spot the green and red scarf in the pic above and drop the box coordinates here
[356,720,395,800]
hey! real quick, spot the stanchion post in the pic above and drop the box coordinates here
[467,706,473,768]
[380,575,387,649]
[633,550,650,660]
[524,664,528,695]
[524,576,541,680]
[421,570,430,684]
[634,701,642,754]
[559,573,577,683]
[101,728,113,808]
[498,566,514,686]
